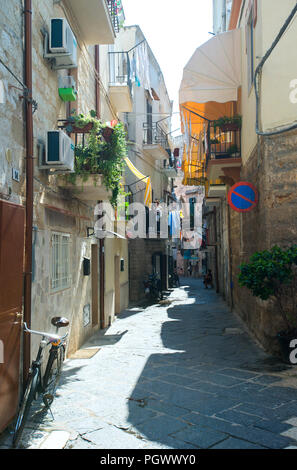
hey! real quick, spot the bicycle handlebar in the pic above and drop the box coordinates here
[23,322,68,342]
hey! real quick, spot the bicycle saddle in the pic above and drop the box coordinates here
[51,317,69,328]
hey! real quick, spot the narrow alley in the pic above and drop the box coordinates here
[3,278,297,450]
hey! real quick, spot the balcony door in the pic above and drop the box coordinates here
[146,99,153,144]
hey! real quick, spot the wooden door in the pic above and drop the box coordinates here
[114,256,120,315]
[0,200,25,432]
[91,244,99,327]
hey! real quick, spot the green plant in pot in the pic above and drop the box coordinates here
[238,245,297,364]
[65,111,128,207]
[213,115,242,133]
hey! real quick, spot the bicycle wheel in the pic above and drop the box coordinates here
[13,368,39,448]
[43,346,64,407]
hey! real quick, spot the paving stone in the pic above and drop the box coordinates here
[172,425,228,449]
[146,398,190,418]
[211,437,265,449]
[83,425,147,449]
[216,409,263,426]
[132,415,188,441]
[3,278,297,450]
[218,368,260,380]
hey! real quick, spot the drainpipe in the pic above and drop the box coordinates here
[95,45,105,329]
[213,207,220,294]
[23,0,34,382]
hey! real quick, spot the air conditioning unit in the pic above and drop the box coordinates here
[44,18,77,70]
[45,131,75,172]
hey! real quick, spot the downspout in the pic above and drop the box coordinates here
[213,207,220,294]
[95,45,105,329]
[23,0,34,382]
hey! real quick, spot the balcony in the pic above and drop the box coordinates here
[64,0,123,45]
[162,158,177,178]
[206,123,241,185]
[108,51,133,112]
[57,174,112,201]
[143,123,171,161]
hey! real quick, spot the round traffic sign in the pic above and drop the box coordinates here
[228,182,258,213]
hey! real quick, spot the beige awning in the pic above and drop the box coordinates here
[179,29,242,105]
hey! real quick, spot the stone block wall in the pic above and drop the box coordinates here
[230,131,297,353]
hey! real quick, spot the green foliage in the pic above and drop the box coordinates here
[65,112,128,207]
[238,245,297,330]
[213,115,242,132]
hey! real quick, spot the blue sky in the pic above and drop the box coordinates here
[123,0,213,132]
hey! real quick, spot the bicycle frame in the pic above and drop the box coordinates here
[24,323,68,395]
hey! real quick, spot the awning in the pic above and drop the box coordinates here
[179,29,241,105]
[124,157,152,207]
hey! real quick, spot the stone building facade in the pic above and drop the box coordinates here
[0,0,129,432]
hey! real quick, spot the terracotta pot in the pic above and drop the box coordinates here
[219,123,240,132]
[67,122,94,134]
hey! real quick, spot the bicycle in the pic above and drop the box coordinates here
[12,316,69,448]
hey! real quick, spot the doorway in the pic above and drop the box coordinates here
[0,201,25,432]
[114,255,120,315]
[91,244,100,327]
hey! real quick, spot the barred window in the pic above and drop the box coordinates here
[51,232,72,291]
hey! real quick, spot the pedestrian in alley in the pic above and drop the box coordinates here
[188,264,193,277]
[203,269,213,289]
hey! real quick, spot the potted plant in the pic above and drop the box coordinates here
[238,245,297,363]
[213,115,242,133]
[228,144,240,156]
[64,112,128,207]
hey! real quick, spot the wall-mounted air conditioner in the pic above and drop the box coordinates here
[39,131,74,172]
[44,18,77,70]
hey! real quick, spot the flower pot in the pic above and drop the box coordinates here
[219,123,240,132]
[276,329,297,364]
[66,122,94,134]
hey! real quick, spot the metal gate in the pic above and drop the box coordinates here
[0,200,25,432]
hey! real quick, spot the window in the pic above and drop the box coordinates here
[51,232,72,291]
[247,9,254,92]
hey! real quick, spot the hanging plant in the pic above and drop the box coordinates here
[64,111,128,206]
[213,115,242,133]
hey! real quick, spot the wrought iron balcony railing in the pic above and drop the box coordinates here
[107,0,124,33]
[143,123,170,151]
[206,123,241,168]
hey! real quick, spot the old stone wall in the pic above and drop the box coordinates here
[230,133,297,353]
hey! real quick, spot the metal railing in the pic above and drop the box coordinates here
[143,122,170,151]
[206,123,241,168]
[107,0,122,33]
[108,51,132,93]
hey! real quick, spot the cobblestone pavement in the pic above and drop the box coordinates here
[2,278,297,449]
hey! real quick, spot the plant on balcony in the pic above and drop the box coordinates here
[228,144,240,156]
[238,245,297,363]
[213,115,242,133]
[65,111,128,206]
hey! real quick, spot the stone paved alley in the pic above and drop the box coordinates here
[3,278,297,449]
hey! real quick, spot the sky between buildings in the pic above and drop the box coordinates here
[123,0,213,134]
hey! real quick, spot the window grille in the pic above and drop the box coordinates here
[51,232,72,291]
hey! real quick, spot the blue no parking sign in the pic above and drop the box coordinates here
[228,182,258,213]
